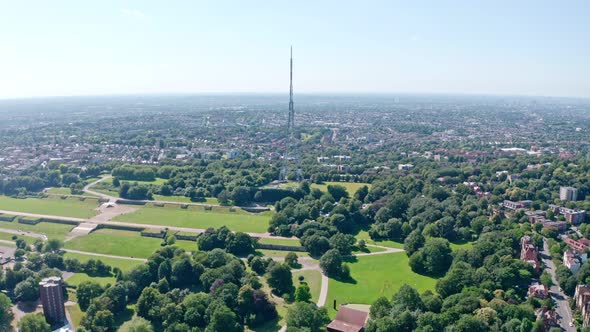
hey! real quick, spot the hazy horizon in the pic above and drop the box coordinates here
[1,1,589,99]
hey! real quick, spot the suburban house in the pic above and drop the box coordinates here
[575,285,590,327]
[563,249,583,274]
[528,283,549,299]
[327,306,369,332]
[520,236,540,271]
[535,307,559,330]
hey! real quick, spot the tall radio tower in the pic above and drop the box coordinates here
[280,47,302,182]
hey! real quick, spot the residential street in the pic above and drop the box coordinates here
[542,238,577,332]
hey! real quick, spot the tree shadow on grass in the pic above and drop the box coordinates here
[113,307,135,329]
[249,315,282,332]
[332,273,357,285]
[343,256,358,264]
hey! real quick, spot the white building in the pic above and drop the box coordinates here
[560,186,578,201]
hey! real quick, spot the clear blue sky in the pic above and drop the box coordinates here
[1,0,589,98]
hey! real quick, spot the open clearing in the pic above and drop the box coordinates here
[64,228,196,258]
[326,252,437,316]
[257,237,301,246]
[292,269,322,303]
[63,252,143,272]
[0,196,98,219]
[67,273,116,287]
[355,231,405,249]
[279,181,371,195]
[0,221,75,241]
[114,205,270,233]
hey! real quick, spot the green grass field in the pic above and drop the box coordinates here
[0,231,37,244]
[67,273,116,287]
[66,290,84,329]
[257,237,301,246]
[450,240,475,251]
[152,195,220,205]
[63,252,143,272]
[292,269,322,303]
[0,221,75,241]
[46,187,100,197]
[0,196,98,218]
[255,249,311,259]
[326,253,436,316]
[64,228,196,258]
[355,231,405,249]
[117,177,169,186]
[114,206,270,233]
[279,181,371,195]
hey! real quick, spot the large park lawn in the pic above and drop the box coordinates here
[326,253,436,316]
[64,229,196,258]
[63,252,143,272]
[0,196,98,218]
[114,206,270,233]
[0,221,75,241]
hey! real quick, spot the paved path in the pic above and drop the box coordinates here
[541,238,576,332]
[62,248,148,262]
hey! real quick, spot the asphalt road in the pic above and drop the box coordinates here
[541,238,576,332]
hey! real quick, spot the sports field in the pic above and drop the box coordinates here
[64,228,196,258]
[114,206,270,233]
[325,252,436,316]
[0,196,98,218]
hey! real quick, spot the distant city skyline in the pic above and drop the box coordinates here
[1,0,589,99]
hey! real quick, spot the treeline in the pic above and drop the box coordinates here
[78,246,278,331]
[0,163,106,195]
[365,228,539,332]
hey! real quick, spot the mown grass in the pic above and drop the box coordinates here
[0,195,98,218]
[63,252,143,272]
[114,205,270,233]
[279,181,371,195]
[0,231,37,244]
[257,237,301,246]
[292,269,322,303]
[67,273,116,287]
[0,221,75,241]
[355,231,405,249]
[64,228,195,258]
[326,252,437,316]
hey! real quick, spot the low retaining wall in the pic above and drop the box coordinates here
[256,243,306,252]
[115,199,147,206]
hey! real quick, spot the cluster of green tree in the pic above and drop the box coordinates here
[112,165,156,181]
[0,163,106,195]
[76,246,277,331]
[197,227,256,256]
[365,223,544,332]
[247,252,316,306]
[269,182,365,241]
[118,182,153,200]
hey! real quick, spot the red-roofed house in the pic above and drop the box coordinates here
[327,307,369,332]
